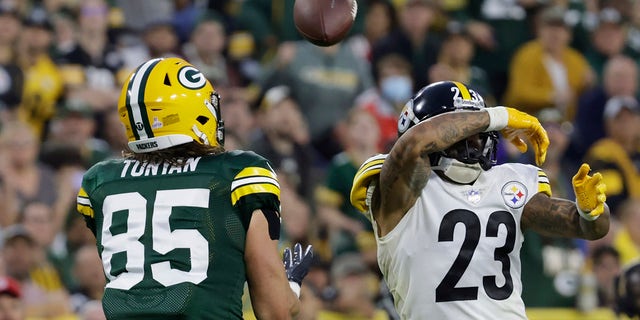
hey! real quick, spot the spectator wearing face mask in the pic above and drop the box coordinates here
[355,53,413,152]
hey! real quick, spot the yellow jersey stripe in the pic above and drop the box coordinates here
[351,155,386,213]
[77,203,95,218]
[234,167,277,180]
[231,183,280,206]
[360,162,383,174]
[537,170,551,192]
[538,181,552,197]
[355,154,387,178]
[358,154,387,168]
[78,187,89,198]
[359,158,385,173]
[77,187,93,218]
[453,81,472,100]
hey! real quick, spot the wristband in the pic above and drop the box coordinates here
[577,205,599,221]
[485,107,509,132]
[289,281,301,298]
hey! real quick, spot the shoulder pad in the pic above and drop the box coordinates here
[350,154,387,212]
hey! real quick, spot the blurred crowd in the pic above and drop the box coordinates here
[0,0,639,319]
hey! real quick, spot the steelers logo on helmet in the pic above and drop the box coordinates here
[397,100,416,135]
[118,57,224,153]
[177,66,207,89]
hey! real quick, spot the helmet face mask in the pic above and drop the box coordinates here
[118,57,224,153]
[441,132,497,170]
[397,81,499,181]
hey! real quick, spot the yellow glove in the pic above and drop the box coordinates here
[572,163,607,221]
[485,107,549,166]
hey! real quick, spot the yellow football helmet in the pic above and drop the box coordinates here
[118,57,224,153]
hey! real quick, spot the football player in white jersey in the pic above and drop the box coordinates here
[350,81,610,319]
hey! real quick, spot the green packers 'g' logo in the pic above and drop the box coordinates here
[178,66,206,89]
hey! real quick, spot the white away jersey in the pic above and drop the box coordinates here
[373,163,551,320]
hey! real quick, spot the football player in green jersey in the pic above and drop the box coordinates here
[76,57,312,319]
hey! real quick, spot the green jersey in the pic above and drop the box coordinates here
[76,151,280,319]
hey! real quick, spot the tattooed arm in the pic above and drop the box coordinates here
[372,111,491,236]
[521,193,610,240]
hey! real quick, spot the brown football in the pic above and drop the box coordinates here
[293,0,358,47]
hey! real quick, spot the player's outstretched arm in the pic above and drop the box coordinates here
[245,209,300,319]
[377,110,491,235]
[521,164,610,240]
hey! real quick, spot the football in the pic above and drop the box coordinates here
[293,0,358,47]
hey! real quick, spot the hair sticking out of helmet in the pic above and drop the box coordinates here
[117,57,225,154]
[397,81,499,182]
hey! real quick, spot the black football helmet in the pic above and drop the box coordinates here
[397,81,499,171]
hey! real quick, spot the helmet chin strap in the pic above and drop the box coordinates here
[432,157,482,184]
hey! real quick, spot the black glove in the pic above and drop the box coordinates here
[283,243,313,286]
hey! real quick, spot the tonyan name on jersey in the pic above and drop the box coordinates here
[352,156,551,320]
[118,157,202,177]
[76,150,280,319]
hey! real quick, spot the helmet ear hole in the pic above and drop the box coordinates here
[196,116,209,125]
[164,74,172,86]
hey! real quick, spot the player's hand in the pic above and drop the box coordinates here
[283,243,313,286]
[572,163,607,220]
[501,107,549,166]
